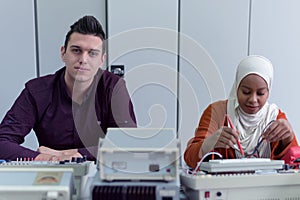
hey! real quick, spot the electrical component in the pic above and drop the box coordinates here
[199,158,284,173]
[91,171,180,200]
[0,168,74,200]
[97,128,179,182]
[180,169,300,200]
[0,159,94,199]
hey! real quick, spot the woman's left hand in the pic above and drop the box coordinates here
[262,119,294,143]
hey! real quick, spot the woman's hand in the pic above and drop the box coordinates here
[213,126,240,149]
[201,126,240,156]
[262,119,294,144]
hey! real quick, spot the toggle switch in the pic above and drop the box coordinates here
[110,65,125,77]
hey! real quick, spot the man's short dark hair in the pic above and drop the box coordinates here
[64,15,106,53]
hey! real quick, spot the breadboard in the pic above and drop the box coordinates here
[200,158,284,173]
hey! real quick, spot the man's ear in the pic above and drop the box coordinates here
[99,53,107,69]
[101,53,107,63]
[60,46,66,58]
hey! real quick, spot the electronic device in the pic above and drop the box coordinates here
[180,170,300,200]
[0,168,74,200]
[0,159,94,199]
[91,171,180,200]
[97,128,180,182]
[199,158,284,173]
[181,158,297,200]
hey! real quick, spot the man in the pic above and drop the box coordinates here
[0,16,136,161]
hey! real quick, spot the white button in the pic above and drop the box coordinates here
[46,191,59,199]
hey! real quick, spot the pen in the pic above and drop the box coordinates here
[225,114,245,156]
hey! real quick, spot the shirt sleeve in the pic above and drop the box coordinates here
[78,146,98,161]
[0,87,40,160]
[184,101,226,168]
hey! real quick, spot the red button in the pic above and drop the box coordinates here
[205,191,210,198]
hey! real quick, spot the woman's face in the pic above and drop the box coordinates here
[237,74,269,114]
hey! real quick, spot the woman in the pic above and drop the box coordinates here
[184,55,298,169]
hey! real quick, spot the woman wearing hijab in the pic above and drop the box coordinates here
[184,55,298,169]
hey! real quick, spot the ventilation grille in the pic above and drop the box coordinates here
[285,197,300,200]
[92,185,156,200]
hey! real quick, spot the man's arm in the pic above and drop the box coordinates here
[0,88,40,160]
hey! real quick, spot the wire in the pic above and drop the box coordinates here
[263,120,275,133]
[191,151,223,174]
[225,114,245,156]
[245,120,275,158]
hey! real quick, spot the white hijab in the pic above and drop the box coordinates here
[227,55,279,157]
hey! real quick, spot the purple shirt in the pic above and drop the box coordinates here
[0,67,136,160]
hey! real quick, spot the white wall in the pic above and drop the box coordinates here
[0,0,299,163]
[36,0,106,75]
[249,0,300,141]
[178,0,250,164]
[0,0,38,149]
[107,0,179,129]
[0,0,106,151]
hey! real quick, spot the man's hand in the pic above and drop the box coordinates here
[35,146,82,161]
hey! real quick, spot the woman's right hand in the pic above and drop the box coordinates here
[201,126,240,156]
[213,126,240,149]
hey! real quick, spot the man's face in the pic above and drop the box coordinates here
[61,32,106,85]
